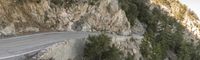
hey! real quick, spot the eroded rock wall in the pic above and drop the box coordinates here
[0,0,131,36]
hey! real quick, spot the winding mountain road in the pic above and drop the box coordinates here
[0,32,98,60]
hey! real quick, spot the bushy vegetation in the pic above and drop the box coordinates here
[83,34,135,60]
[140,3,200,60]
[118,0,139,26]
[177,41,200,60]
[118,0,200,60]
[88,0,99,5]
[83,34,122,60]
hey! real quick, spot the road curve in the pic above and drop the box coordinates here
[0,32,98,60]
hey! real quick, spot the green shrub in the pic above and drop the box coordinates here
[140,35,152,59]
[193,42,200,60]
[50,0,64,5]
[83,34,122,60]
[125,53,135,60]
[177,42,194,60]
[176,41,200,60]
[118,0,139,26]
[88,0,99,5]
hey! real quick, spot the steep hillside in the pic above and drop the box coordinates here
[151,0,200,44]
[1,0,200,60]
[0,0,131,36]
[119,0,200,60]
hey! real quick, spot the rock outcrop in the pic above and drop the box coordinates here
[0,0,131,36]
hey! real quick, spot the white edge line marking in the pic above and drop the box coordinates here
[0,49,41,60]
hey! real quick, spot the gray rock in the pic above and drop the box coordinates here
[0,23,15,36]
[132,19,146,36]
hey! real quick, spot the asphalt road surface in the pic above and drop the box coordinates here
[0,32,98,60]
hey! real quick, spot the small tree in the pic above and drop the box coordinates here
[83,34,122,60]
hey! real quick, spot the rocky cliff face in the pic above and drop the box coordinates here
[0,0,131,36]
